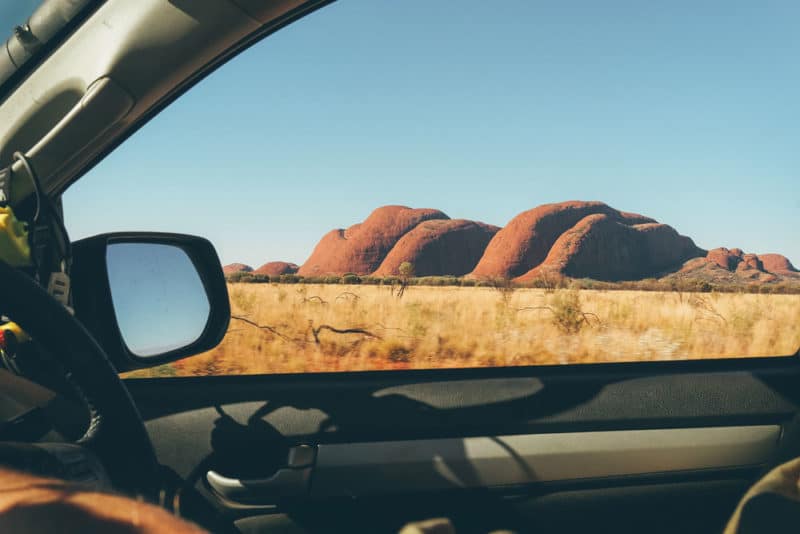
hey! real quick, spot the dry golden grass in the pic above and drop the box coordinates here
[127,283,800,377]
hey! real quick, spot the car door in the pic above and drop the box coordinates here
[123,358,800,534]
[3,1,796,533]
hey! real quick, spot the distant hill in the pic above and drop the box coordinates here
[254,261,299,276]
[298,205,448,276]
[222,263,252,274]
[372,219,500,277]
[236,201,798,286]
[667,248,799,285]
[471,201,703,282]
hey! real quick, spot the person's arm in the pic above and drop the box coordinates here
[724,457,800,534]
[0,467,207,533]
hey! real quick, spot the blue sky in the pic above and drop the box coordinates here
[56,0,799,268]
[0,1,39,27]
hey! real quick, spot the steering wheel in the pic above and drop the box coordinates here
[0,259,160,495]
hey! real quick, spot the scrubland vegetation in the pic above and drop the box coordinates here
[126,281,800,378]
[224,271,800,294]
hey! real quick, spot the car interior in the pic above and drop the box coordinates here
[0,1,798,533]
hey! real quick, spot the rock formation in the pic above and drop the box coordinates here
[222,263,253,274]
[373,219,500,277]
[758,253,798,276]
[469,201,657,279]
[298,205,449,276]
[682,248,799,282]
[237,201,795,286]
[515,215,703,282]
[254,261,299,276]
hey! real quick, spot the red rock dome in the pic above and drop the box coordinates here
[373,219,500,277]
[223,263,253,274]
[758,254,798,275]
[254,261,299,276]
[298,205,449,276]
[469,201,656,279]
[516,215,702,282]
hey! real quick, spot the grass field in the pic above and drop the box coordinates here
[126,283,800,378]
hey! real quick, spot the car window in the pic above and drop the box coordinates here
[64,1,800,378]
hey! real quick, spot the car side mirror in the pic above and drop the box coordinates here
[70,232,230,372]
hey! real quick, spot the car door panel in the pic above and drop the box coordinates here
[125,358,800,533]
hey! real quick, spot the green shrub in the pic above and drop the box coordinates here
[398,262,415,278]
[342,274,362,284]
[571,278,595,290]
[526,277,558,290]
[550,290,585,334]
[416,276,454,286]
[226,271,252,283]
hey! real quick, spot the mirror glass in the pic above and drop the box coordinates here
[106,242,211,358]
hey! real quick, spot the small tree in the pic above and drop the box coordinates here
[397,261,415,298]
[488,276,516,306]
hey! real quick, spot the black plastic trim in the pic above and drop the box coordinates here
[128,359,800,445]
[126,352,800,386]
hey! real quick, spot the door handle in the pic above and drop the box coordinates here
[206,444,316,505]
[206,467,311,504]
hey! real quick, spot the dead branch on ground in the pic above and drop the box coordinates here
[335,292,361,302]
[302,295,328,305]
[230,315,297,343]
[688,295,727,324]
[308,320,382,345]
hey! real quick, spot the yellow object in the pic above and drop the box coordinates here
[0,322,30,343]
[0,206,30,267]
[0,206,32,343]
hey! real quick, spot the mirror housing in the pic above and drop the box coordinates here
[71,232,230,372]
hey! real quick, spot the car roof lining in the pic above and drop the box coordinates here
[0,0,332,203]
[0,0,102,100]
